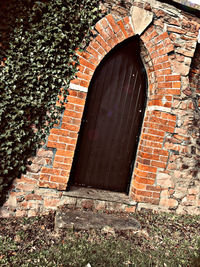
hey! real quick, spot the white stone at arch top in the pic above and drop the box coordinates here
[130,6,153,35]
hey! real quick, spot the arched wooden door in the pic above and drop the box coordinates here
[69,36,147,193]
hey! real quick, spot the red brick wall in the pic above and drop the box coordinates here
[39,89,87,190]
[1,0,200,217]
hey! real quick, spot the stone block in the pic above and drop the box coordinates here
[28,210,37,217]
[0,208,11,218]
[125,205,136,213]
[16,210,27,217]
[171,61,190,76]
[44,198,60,209]
[4,196,17,209]
[54,210,141,232]
[27,163,42,173]
[160,189,169,198]
[105,202,126,212]
[188,188,198,195]
[80,199,94,210]
[182,197,193,206]
[176,205,186,214]
[37,149,54,158]
[160,198,178,208]
[131,6,153,35]
[157,173,174,188]
[59,196,77,207]
[173,191,186,200]
[94,200,106,211]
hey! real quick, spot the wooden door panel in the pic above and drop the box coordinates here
[70,36,147,192]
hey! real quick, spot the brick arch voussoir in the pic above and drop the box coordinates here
[129,26,181,205]
[140,26,176,96]
[70,14,135,90]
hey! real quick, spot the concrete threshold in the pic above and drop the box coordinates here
[59,186,137,216]
[63,186,136,205]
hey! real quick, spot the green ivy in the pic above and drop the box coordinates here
[0,0,102,204]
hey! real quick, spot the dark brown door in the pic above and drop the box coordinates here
[70,36,147,193]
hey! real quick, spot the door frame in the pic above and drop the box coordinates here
[69,36,148,193]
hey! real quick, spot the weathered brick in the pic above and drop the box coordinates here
[165,75,181,82]
[48,135,59,142]
[123,16,134,36]
[50,176,68,184]
[44,198,60,208]
[70,79,80,85]
[76,71,92,81]
[151,161,166,168]
[100,17,109,29]
[16,183,36,192]
[47,141,66,150]
[139,152,160,161]
[25,194,42,201]
[135,189,152,197]
[96,35,111,52]
[41,167,60,176]
[106,14,120,33]
[141,133,164,143]
[53,162,72,171]
[17,176,38,184]
[167,26,186,34]
[137,163,157,173]
[95,22,110,41]
[67,96,85,106]
[157,82,172,88]
[117,20,128,38]
[125,206,136,213]
[61,123,80,132]
[133,180,147,190]
[40,174,50,181]
[154,32,168,43]
[39,181,58,189]
[79,58,95,71]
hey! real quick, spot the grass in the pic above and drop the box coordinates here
[0,209,199,266]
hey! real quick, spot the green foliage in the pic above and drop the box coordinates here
[0,0,102,203]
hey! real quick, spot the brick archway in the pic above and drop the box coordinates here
[38,14,180,205]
